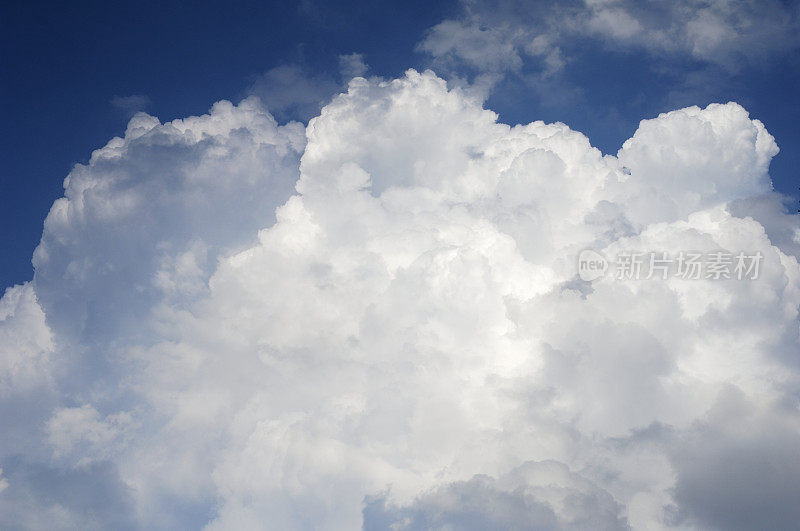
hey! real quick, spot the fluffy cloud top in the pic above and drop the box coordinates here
[0,69,798,530]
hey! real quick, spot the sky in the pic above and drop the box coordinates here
[1,1,800,529]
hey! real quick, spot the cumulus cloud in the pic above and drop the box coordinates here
[33,98,305,348]
[0,69,798,529]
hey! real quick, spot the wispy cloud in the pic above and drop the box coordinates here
[110,94,152,117]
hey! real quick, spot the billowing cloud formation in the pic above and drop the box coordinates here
[1,70,799,529]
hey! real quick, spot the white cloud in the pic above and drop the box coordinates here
[33,97,305,346]
[0,283,53,396]
[614,102,778,226]
[582,0,800,68]
[417,0,800,86]
[0,69,799,529]
[418,20,523,73]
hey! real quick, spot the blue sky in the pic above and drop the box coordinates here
[2,0,798,289]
